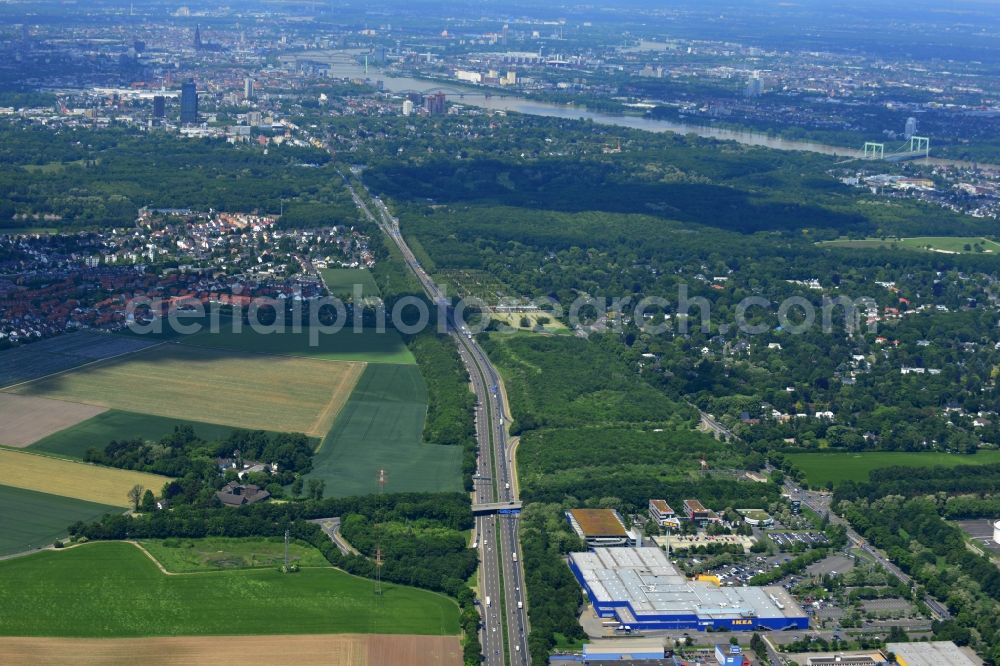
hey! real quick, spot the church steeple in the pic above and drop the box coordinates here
[194,24,202,49]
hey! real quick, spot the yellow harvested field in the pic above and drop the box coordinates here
[0,449,171,507]
[0,634,461,666]
[0,394,106,447]
[6,344,366,437]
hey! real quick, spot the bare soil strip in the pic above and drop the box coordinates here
[0,394,106,447]
[0,634,461,666]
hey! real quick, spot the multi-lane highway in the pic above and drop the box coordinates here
[343,175,529,665]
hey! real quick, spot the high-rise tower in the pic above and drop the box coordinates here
[180,80,198,124]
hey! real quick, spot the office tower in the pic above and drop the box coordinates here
[424,92,446,115]
[152,95,165,119]
[904,116,918,139]
[402,99,414,116]
[180,80,198,124]
[244,77,254,99]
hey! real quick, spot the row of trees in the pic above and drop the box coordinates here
[407,332,479,490]
[833,463,1000,504]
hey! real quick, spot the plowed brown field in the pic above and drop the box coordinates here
[0,634,461,666]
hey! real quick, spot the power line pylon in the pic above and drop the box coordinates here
[375,468,387,596]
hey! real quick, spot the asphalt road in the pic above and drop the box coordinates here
[345,177,530,665]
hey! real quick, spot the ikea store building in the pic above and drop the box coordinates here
[569,547,809,632]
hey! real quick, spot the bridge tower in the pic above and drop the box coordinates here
[863,142,885,160]
[909,136,930,157]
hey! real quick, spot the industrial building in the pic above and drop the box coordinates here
[568,547,809,632]
[807,655,881,666]
[582,639,665,661]
[550,639,683,665]
[887,641,982,666]
[567,509,639,548]
[715,644,748,666]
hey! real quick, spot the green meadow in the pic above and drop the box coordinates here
[321,267,381,299]
[0,542,459,636]
[787,450,1000,487]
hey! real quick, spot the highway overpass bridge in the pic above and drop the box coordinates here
[472,501,523,515]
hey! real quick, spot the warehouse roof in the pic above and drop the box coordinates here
[887,641,981,666]
[568,508,628,537]
[570,547,805,621]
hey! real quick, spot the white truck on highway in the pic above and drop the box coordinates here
[485,596,491,608]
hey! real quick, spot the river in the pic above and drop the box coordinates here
[288,50,996,171]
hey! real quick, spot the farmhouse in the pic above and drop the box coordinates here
[216,481,271,507]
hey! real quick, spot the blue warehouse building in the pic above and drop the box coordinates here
[569,547,809,632]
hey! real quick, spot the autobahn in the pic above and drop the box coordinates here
[342,174,530,665]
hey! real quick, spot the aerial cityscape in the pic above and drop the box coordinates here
[1,1,1000,665]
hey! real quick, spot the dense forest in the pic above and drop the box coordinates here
[0,122,357,228]
[365,143,1000,457]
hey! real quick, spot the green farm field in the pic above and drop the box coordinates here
[321,268,381,299]
[0,542,459,637]
[788,450,1000,487]
[28,410,247,459]
[308,364,463,497]
[820,236,1000,254]
[140,537,329,573]
[178,326,415,365]
[0,485,118,556]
